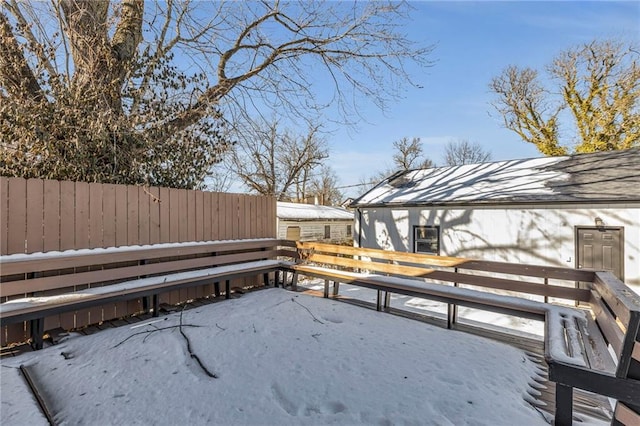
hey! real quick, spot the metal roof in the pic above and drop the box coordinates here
[350,148,640,208]
[277,202,354,221]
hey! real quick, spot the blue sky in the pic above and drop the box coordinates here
[322,1,640,198]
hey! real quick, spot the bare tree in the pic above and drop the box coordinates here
[490,39,639,156]
[227,120,328,201]
[309,166,343,206]
[443,139,492,166]
[0,1,434,188]
[204,164,233,193]
[392,137,435,170]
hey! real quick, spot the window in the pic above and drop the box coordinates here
[414,226,440,255]
[346,225,352,237]
[324,225,331,239]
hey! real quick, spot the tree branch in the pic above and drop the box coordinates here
[0,11,44,101]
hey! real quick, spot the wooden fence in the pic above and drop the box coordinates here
[0,177,276,345]
[0,177,276,255]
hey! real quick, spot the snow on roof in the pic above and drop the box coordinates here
[277,201,353,221]
[351,148,640,207]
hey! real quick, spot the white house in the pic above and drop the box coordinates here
[350,148,640,288]
[277,202,354,243]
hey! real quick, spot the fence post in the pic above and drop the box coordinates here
[544,277,549,304]
[447,267,459,329]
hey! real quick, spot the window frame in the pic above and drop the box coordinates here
[413,225,440,255]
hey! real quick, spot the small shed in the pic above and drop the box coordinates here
[277,202,354,243]
[350,148,640,288]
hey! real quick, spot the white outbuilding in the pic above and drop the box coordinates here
[350,148,640,288]
[277,202,354,243]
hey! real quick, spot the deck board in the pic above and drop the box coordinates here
[2,286,615,423]
[300,288,614,424]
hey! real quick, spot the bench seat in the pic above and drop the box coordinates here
[288,263,591,368]
[1,238,298,349]
[1,259,293,324]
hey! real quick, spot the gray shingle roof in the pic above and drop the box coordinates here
[351,148,640,207]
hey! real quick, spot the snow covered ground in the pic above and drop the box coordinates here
[1,287,555,426]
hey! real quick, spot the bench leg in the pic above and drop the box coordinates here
[291,273,298,291]
[225,280,231,299]
[30,318,45,350]
[152,294,159,317]
[324,280,330,298]
[214,282,220,297]
[554,383,573,426]
[447,303,458,329]
[332,281,340,296]
[263,272,270,288]
[383,291,391,311]
[376,290,383,311]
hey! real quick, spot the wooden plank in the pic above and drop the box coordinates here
[590,290,624,357]
[290,264,547,319]
[297,241,595,282]
[633,342,640,363]
[159,186,171,243]
[0,177,9,255]
[25,179,44,253]
[615,402,640,425]
[114,184,128,247]
[299,241,468,267]
[75,182,90,249]
[249,195,256,239]
[260,196,268,238]
[7,177,27,254]
[169,188,179,242]
[88,183,103,249]
[616,315,640,380]
[270,197,277,237]
[304,252,587,301]
[178,189,188,242]
[186,189,196,242]
[1,239,281,276]
[203,191,212,241]
[138,186,150,245]
[239,194,248,239]
[43,180,60,252]
[231,195,239,239]
[580,315,618,373]
[102,184,117,247]
[148,186,161,244]
[593,272,640,328]
[216,193,224,239]
[59,181,76,250]
[255,196,264,238]
[127,185,139,245]
[1,262,284,325]
[195,190,204,241]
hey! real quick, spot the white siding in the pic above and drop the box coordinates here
[278,219,353,243]
[355,203,640,288]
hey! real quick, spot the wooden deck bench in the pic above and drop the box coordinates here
[545,271,640,426]
[1,238,297,349]
[287,242,640,425]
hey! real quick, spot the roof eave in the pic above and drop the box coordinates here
[351,198,640,209]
